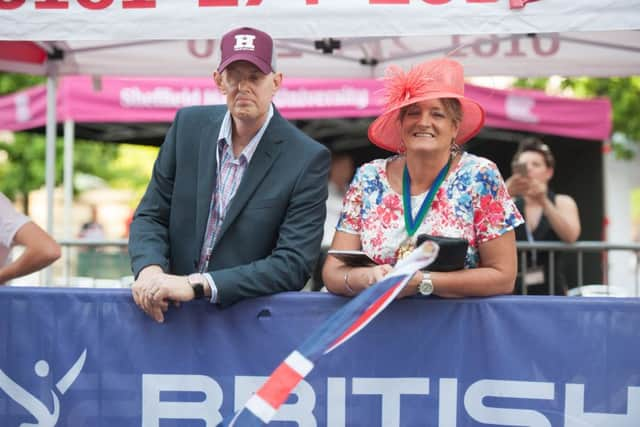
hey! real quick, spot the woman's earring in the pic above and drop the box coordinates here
[450,138,461,155]
[398,139,406,154]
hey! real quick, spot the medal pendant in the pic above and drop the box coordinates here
[396,238,416,261]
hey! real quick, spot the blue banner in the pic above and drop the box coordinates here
[1,287,639,426]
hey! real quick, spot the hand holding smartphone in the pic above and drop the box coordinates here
[513,162,528,177]
[327,250,376,267]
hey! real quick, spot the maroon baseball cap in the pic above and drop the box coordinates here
[217,27,276,74]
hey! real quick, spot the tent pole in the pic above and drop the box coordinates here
[43,74,58,286]
[602,140,610,287]
[63,119,75,286]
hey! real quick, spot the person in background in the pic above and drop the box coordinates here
[312,152,355,290]
[323,152,355,249]
[0,192,61,284]
[123,208,135,238]
[322,58,523,298]
[78,204,105,240]
[505,137,581,295]
[129,27,330,322]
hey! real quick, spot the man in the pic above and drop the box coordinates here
[0,192,61,284]
[129,27,330,322]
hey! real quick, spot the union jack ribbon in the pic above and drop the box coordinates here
[509,0,540,9]
[222,241,439,426]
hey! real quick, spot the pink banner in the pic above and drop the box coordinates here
[467,85,612,141]
[0,76,611,141]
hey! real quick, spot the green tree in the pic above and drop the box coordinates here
[0,133,46,214]
[0,72,43,95]
[0,72,120,214]
[0,134,120,215]
[514,76,640,158]
[0,72,47,213]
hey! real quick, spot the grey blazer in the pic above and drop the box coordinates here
[129,105,330,307]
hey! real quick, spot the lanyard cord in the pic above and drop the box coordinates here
[524,212,538,265]
[402,158,451,238]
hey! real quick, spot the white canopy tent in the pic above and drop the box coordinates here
[1,1,639,282]
[1,1,640,78]
[2,31,640,78]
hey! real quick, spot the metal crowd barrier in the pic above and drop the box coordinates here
[57,238,130,287]
[52,240,640,296]
[517,241,640,297]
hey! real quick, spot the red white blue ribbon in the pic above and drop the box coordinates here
[223,241,439,426]
[510,0,540,9]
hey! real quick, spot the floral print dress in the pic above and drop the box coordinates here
[336,152,524,267]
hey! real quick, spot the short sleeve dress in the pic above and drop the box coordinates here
[337,152,524,267]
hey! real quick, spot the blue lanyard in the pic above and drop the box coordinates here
[402,158,451,237]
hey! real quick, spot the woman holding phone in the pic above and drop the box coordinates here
[322,58,523,299]
[506,137,581,295]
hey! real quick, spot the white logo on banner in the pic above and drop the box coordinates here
[142,375,640,425]
[505,94,539,123]
[15,93,31,123]
[234,34,256,51]
[0,349,87,427]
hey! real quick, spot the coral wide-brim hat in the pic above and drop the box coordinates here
[368,58,485,153]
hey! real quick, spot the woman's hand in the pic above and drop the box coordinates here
[525,177,548,204]
[505,174,530,198]
[341,264,393,294]
[361,264,394,287]
[324,231,395,296]
[396,270,424,299]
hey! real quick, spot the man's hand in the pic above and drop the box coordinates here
[131,266,195,323]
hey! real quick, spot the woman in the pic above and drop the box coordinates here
[322,58,523,298]
[506,138,581,295]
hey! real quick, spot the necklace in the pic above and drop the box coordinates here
[396,157,451,260]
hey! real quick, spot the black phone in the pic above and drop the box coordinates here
[416,234,468,272]
[327,250,376,267]
[513,162,528,177]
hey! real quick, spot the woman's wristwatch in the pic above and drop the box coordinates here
[418,272,434,296]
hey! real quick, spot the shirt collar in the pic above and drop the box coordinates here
[217,104,274,164]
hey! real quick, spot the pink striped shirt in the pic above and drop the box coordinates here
[198,106,274,274]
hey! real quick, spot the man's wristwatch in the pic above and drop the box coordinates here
[188,273,207,299]
[418,272,434,296]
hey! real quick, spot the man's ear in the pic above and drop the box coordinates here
[272,72,283,93]
[213,71,225,94]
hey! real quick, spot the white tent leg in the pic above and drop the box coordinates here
[42,75,58,286]
[63,119,75,286]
